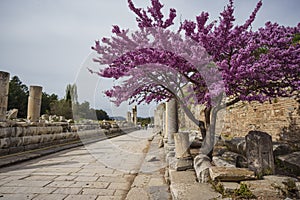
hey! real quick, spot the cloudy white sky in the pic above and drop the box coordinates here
[0,0,299,117]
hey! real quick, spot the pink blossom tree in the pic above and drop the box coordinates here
[90,0,300,161]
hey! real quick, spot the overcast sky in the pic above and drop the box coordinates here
[0,0,299,117]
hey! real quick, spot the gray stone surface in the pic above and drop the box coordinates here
[273,143,293,156]
[242,175,299,199]
[224,137,246,155]
[125,134,171,200]
[246,131,275,176]
[222,182,240,193]
[0,129,166,200]
[277,151,300,176]
[212,156,236,168]
[174,132,191,159]
[209,167,256,182]
[170,182,221,200]
[174,158,193,171]
[169,167,221,199]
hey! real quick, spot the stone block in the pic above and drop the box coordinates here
[9,146,25,154]
[224,137,246,155]
[31,135,41,144]
[209,167,256,182]
[28,126,37,135]
[212,156,236,168]
[242,175,298,199]
[0,148,9,155]
[273,143,293,156]
[169,170,197,184]
[174,158,193,171]
[24,143,41,151]
[15,127,24,137]
[22,136,32,146]
[277,151,300,176]
[170,183,221,200]
[9,137,18,147]
[0,127,14,138]
[246,131,275,176]
[221,182,240,193]
[0,138,11,148]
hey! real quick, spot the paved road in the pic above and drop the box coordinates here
[0,129,156,200]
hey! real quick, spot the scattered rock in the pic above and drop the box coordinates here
[212,156,236,168]
[224,137,246,155]
[277,151,300,176]
[6,109,18,120]
[209,167,256,182]
[242,175,298,199]
[147,156,158,162]
[222,182,240,193]
[273,143,293,156]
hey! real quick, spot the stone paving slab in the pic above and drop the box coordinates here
[169,169,222,200]
[125,135,171,200]
[0,129,156,200]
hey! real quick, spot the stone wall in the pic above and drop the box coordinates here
[0,123,137,156]
[178,98,300,142]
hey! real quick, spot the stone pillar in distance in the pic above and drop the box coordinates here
[246,131,275,178]
[127,111,132,123]
[132,105,137,126]
[0,71,10,121]
[27,86,43,122]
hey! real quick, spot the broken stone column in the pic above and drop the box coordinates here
[0,71,10,121]
[246,131,275,177]
[27,86,43,122]
[173,132,193,171]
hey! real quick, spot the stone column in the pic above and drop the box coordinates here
[166,99,178,145]
[0,71,10,121]
[174,132,191,159]
[127,111,132,123]
[27,86,43,122]
[163,103,168,142]
[246,131,275,178]
[165,99,178,165]
[132,105,137,126]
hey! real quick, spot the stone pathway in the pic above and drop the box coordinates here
[0,129,168,200]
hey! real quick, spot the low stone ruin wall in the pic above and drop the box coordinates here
[0,123,138,156]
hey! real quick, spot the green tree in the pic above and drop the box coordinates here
[41,93,58,115]
[96,109,110,120]
[8,76,29,118]
[50,99,73,119]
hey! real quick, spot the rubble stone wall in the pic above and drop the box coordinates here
[179,98,300,142]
